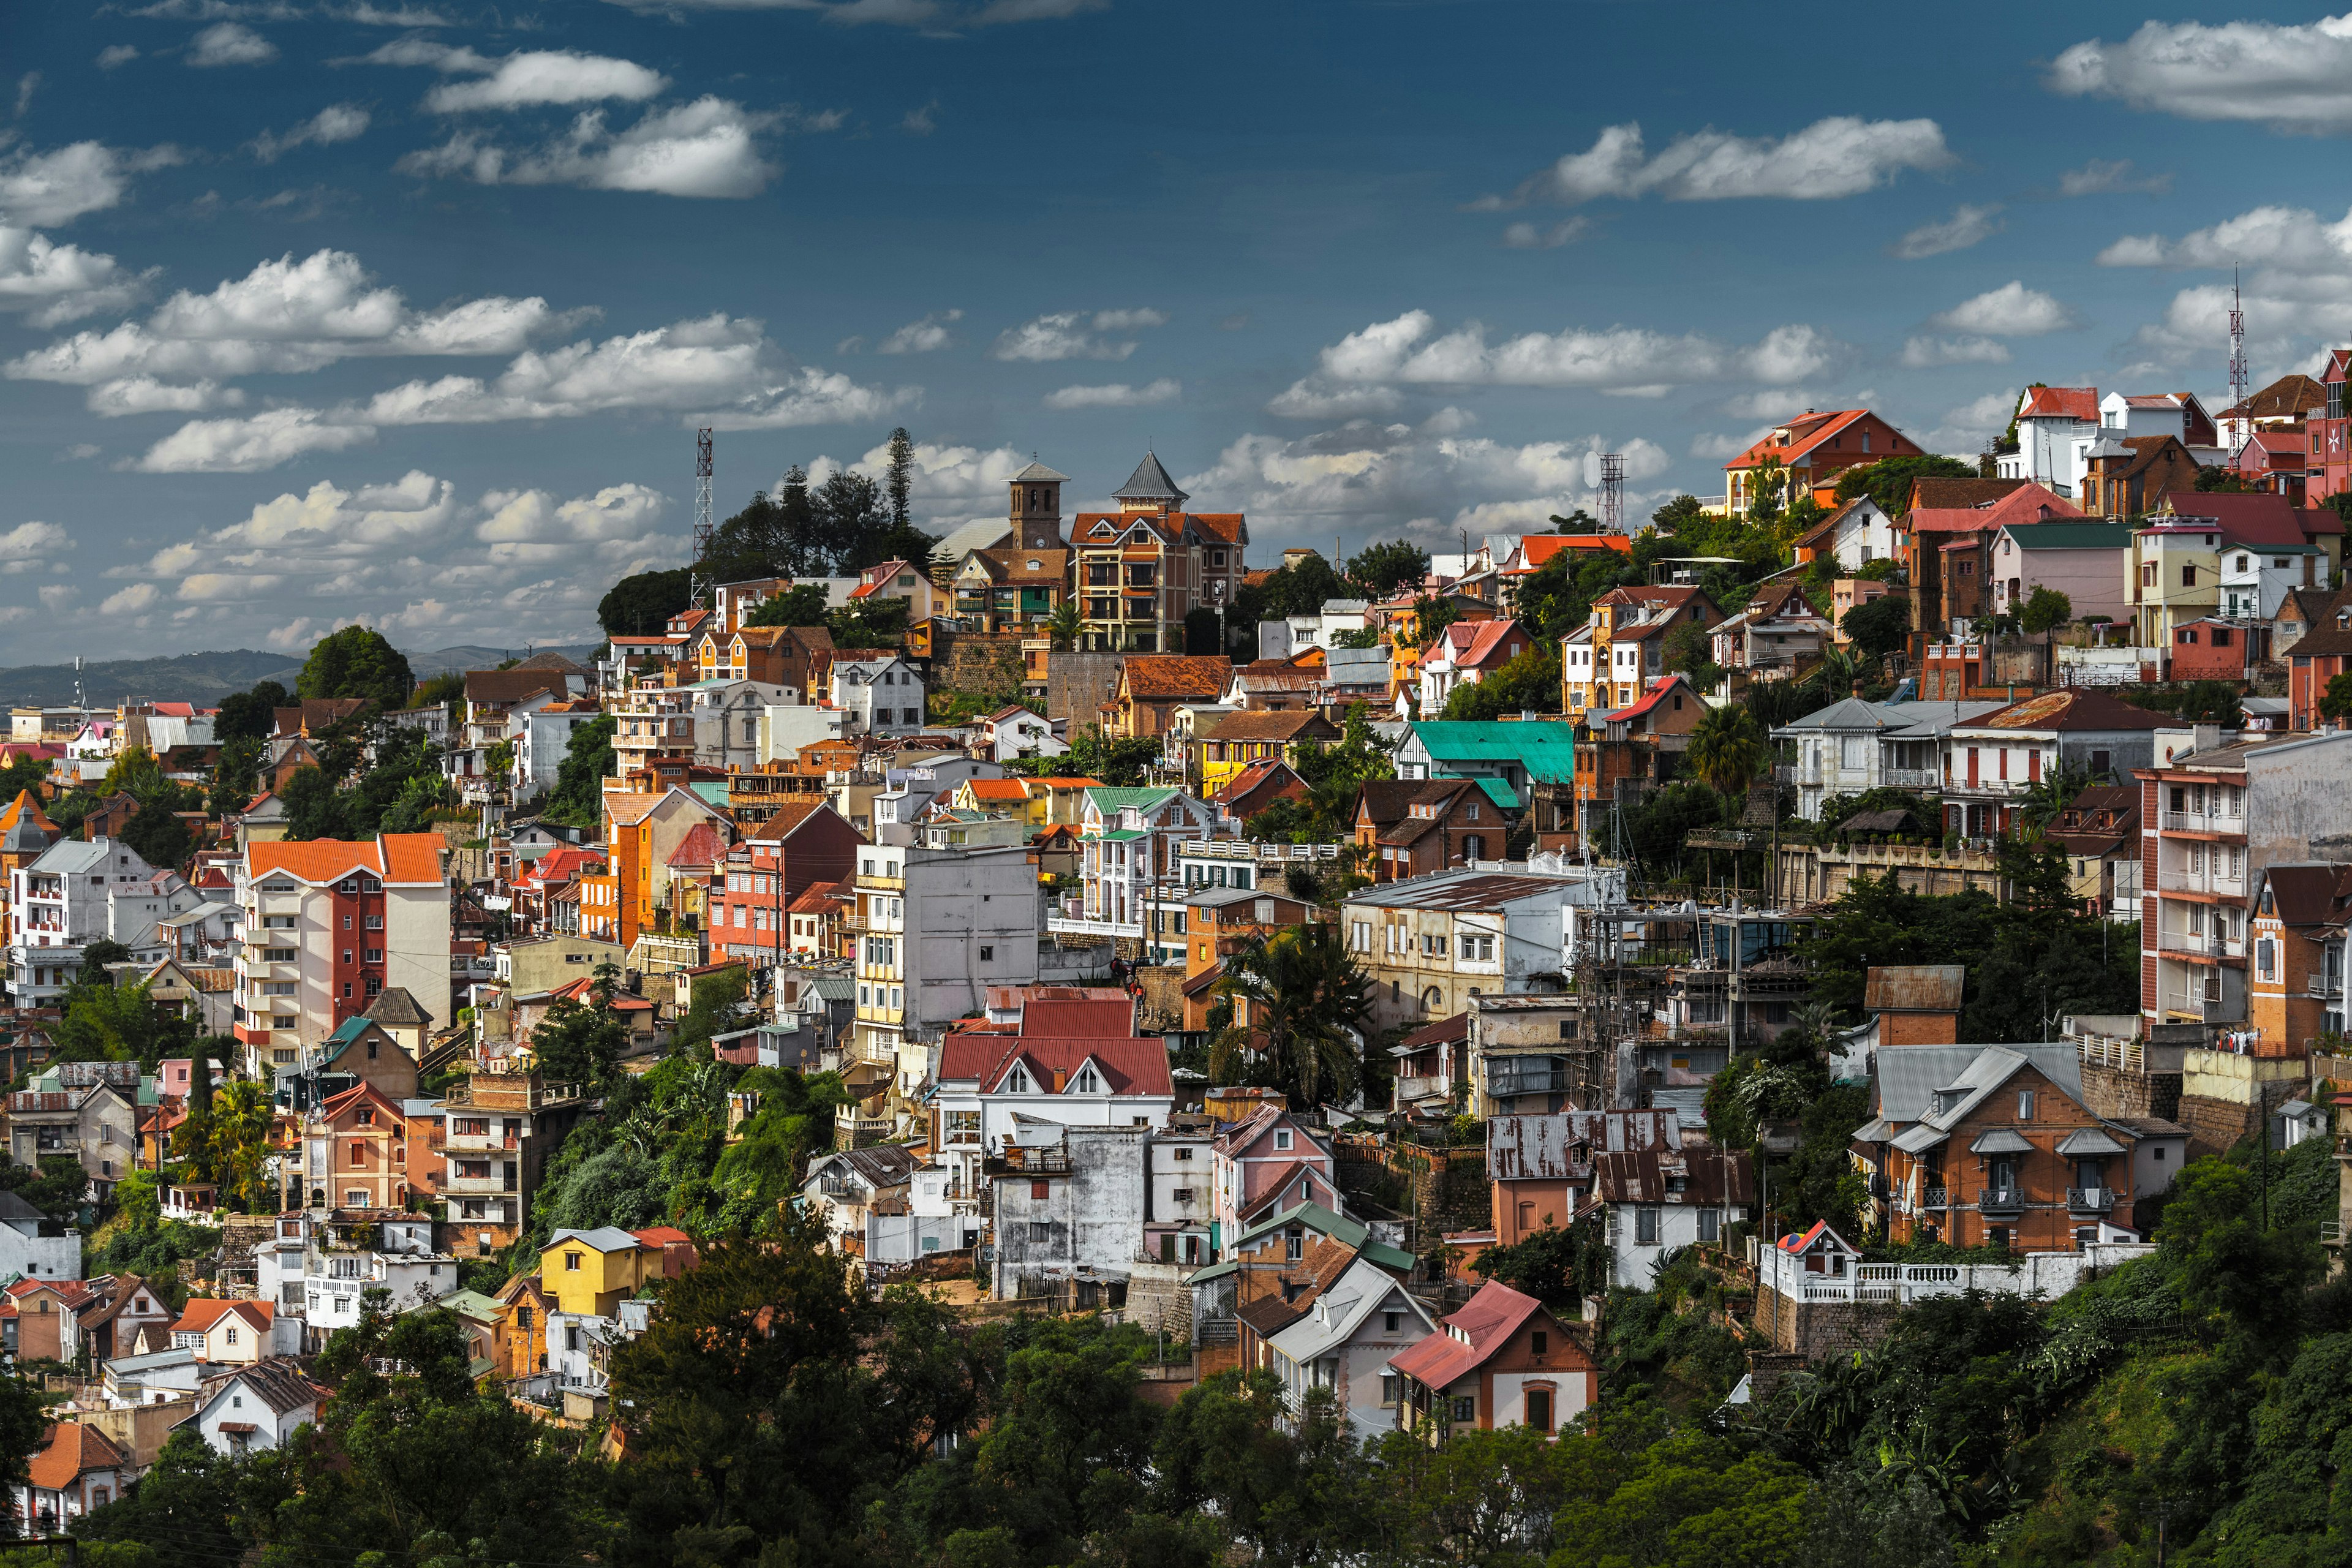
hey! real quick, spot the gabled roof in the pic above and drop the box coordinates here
[1200,709,1341,744]
[936,1035,1172,1098]
[1909,481,2081,534]
[200,1356,326,1418]
[1121,655,1232,701]
[172,1298,272,1336]
[1871,1042,2082,1124]
[1593,674,1697,726]
[2152,489,2344,544]
[2221,373,2328,423]
[805,1143,919,1189]
[2016,386,2099,422]
[246,835,442,887]
[1506,533,1633,570]
[547,1226,648,1254]
[1404,721,1577,782]
[462,670,560,707]
[1388,1278,1546,1389]
[1265,1254,1430,1365]
[28,1423,124,1489]
[1960,688,2173,734]
[665,820,729,870]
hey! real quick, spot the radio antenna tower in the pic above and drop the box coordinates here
[1597,451,1626,533]
[2228,266,2250,420]
[692,427,714,602]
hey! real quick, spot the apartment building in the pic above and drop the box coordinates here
[1067,453,1248,654]
[1561,588,1717,715]
[2135,728,2352,1035]
[233,836,450,1068]
[853,842,1044,1100]
[7,837,177,1006]
[437,1068,591,1256]
[1340,869,1602,1030]
[709,801,859,966]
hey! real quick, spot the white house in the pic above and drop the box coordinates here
[1999,386,2100,496]
[1794,494,1904,571]
[758,703,851,766]
[1771,697,2007,821]
[2100,390,2222,463]
[831,654,927,737]
[2220,541,2323,620]
[1284,600,1371,653]
[1583,1142,1752,1290]
[8,837,172,1006]
[1262,1254,1436,1441]
[978,706,1066,762]
[1049,786,1222,944]
[190,1357,325,1457]
[933,1035,1174,1200]
[799,1144,921,1255]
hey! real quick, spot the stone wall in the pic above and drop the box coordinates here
[1754,1286,1902,1360]
[2079,1063,2182,1123]
[1044,652,1126,729]
[2177,1094,2259,1160]
[938,631,1027,701]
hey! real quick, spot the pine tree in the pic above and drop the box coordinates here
[884,426,915,530]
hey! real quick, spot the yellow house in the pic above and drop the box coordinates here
[1196,710,1341,797]
[1019,776,1104,831]
[539,1227,658,1318]
[949,778,1033,818]
[1389,639,1423,706]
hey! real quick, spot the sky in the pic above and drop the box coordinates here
[6,1,2352,661]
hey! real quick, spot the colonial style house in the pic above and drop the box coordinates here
[1562,587,1717,715]
[1373,778,1514,881]
[1262,1254,1439,1442]
[1390,1278,1598,1442]
[1107,655,1234,739]
[1419,619,1533,716]
[1208,1100,1343,1256]
[1067,454,1248,654]
[1722,408,1928,515]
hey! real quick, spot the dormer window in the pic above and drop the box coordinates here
[1074,1066,1099,1093]
[1007,1066,1030,1093]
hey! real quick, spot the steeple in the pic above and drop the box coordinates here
[1114,450,1188,512]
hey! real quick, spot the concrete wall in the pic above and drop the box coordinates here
[991,1126,1148,1300]
[1044,652,1126,730]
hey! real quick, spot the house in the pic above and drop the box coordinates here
[1562,587,1718,715]
[1828,578,1898,650]
[709,800,859,963]
[492,1273,554,1382]
[7,1059,140,1193]
[1208,1101,1343,1253]
[1706,583,1829,677]
[1390,1011,1468,1115]
[1852,1042,2184,1248]
[954,545,1069,635]
[2048,785,2142,921]
[1417,619,1533,717]
[1771,697,2004,822]
[1792,492,1904,571]
[233,834,450,1066]
[1107,655,1234,739]
[2313,349,2352,502]
[1722,408,1926,516]
[1486,1110,1681,1242]
[2218,538,2324,622]
[930,1033,1174,1202]
[1394,720,1578,803]
[9,835,176,1008]
[2248,862,2352,1060]
[437,1069,589,1256]
[2098,390,2220,456]
[694,622,835,695]
[2081,433,2202,522]
[0,1190,79,1286]
[1195,710,1341,798]
[1192,1199,1413,1324]
[18,1423,126,1528]
[1223,658,1324,714]
[1373,778,1515,881]
[829,651,927,737]
[2217,372,2326,454]
[1569,675,1706,839]
[1987,518,2135,626]
[846,558,950,624]
[1050,786,1221,952]
[1261,1254,1439,1441]
[1177,884,1328,1030]
[2289,611,2352,731]
[2231,429,2312,500]
[1066,454,1249,654]
[976,706,1065,762]
[191,1357,327,1457]
[1580,1140,1753,1289]
[1341,867,1606,1030]
[540,1227,676,1390]
[1210,759,1310,823]
[1999,386,2101,494]
[170,1298,280,1365]
[1940,689,2174,839]
[1469,996,1604,1117]
[1389,1278,1597,1442]
[801,1144,922,1256]
[985,1121,1150,1308]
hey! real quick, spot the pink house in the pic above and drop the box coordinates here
[1210,1102,1344,1257]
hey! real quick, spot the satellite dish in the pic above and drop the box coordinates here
[1582,451,1602,489]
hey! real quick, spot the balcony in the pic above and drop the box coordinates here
[1922,1186,1950,1210]
[2157,929,2243,960]
[1881,767,1942,789]
[2312,973,2345,1000]
[442,1172,519,1196]
[1047,914,1144,941]
[442,1131,520,1153]
[2158,869,2247,898]
[1393,1074,1452,1103]
[1977,1186,2025,1215]
[1487,1068,1573,1098]
[2160,810,2244,835]
[2067,1186,2115,1213]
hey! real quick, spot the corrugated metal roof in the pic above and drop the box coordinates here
[1864,965,1964,1012]
[1488,1110,1679,1180]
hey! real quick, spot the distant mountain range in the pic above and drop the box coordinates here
[0,643,603,708]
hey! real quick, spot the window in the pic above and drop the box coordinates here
[1074,1066,1099,1093]
[1699,1208,1720,1243]
[2183,564,2197,586]
[1635,1207,1659,1245]
[565,1252,582,1272]
[1381,1373,1400,1406]
[2018,1090,2035,1119]
[1030,1180,1049,1200]
[1452,1395,1476,1422]
[1531,1330,1548,1355]
[225,1327,238,1345]
[1525,1387,1554,1433]
[1286,1226,1304,1262]
[1027,1221,1052,1243]
[978,944,993,961]
[1384,1310,1401,1333]
[1274,1128,1292,1151]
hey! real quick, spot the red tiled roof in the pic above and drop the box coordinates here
[171,1298,272,1336]
[2018,386,2099,422]
[1723,408,1872,470]
[1908,482,2080,535]
[1388,1278,1545,1390]
[2154,490,2342,544]
[936,1034,1171,1097]
[665,820,728,870]
[961,778,1030,804]
[1121,655,1232,701]
[28,1423,124,1491]
[1596,674,1696,724]
[246,834,443,886]
[1507,534,1632,571]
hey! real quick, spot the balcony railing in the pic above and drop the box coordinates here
[1977,1186,2025,1214]
[2158,870,2247,897]
[2314,973,2345,1000]
[2067,1186,2115,1213]
[1881,767,1942,789]
[2161,810,2244,834]
[1922,1186,1949,1209]
[2157,929,2242,959]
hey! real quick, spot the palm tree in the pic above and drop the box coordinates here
[1046,598,1082,650]
[1687,703,1765,804]
[1211,924,1375,1108]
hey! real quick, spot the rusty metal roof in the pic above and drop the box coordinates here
[1589,1145,1755,1207]
[1488,1110,1679,1181]
[1864,965,1964,1012]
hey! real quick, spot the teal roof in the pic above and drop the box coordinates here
[1186,1258,1237,1283]
[327,1017,370,1045]
[1232,1201,1416,1273]
[1472,778,1521,810]
[1408,720,1576,783]
[1085,786,1178,815]
[2000,521,2138,551]
[690,782,731,807]
[1097,828,1147,842]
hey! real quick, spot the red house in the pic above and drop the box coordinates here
[709,801,861,964]
[1389,1278,1597,1441]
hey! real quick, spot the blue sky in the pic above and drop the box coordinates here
[4,0,2352,659]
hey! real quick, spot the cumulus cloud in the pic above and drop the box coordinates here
[1927,281,2076,337]
[1917,386,2024,454]
[398,97,778,198]
[1288,309,1836,400]
[2049,15,2352,133]
[100,582,162,616]
[251,104,370,162]
[188,23,277,67]
[701,366,916,430]
[1265,380,1403,420]
[1900,335,2011,368]
[0,522,72,574]
[475,481,664,543]
[130,408,375,472]
[86,375,243,416]
[353,314,772,425]
[990,309,1167,361]
[1484,116,1953,208]
[1891,203,2002,260]
[96,45,140,69]
[2057,158,2171,197]
[1042,377,1178,409]
[0,142,138,227]
[421,51,669,113]
[877,309,960,353]
[1501,218,1588,250]
[5,247,562,387]
[2095,203,2352,368]
[0,228,146,327]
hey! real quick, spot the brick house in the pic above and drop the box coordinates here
[2248,862,2352,1057]
[1373,778,1513,881]
[2081,433,2201,521]
[1107,655,1234,739]
[1722,408,1927,516]
[1570,674,1702,839]
[1390,1278,1598,1441]
[1485,1110,1681,1247]
[709,801,860,965]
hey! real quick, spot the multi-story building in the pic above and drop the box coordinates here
[709,801,860,967]
[437,1066,590,1257]
[1066,453,1248,654]
[853,842,1046,1100]
[1049,787,1223,946]
[233,835,450,1070]
[1940,689,2172,839]
[692,622,835,695]
[1997,386,2101,494]
[1340,868,1607,1031]
[931,1029,1173,1204]
[1419,619,1532,716]
[1722,408,1928,516]
[1561,588,1717,715]
[1772,697,2005,822]
[2130,492,2345,654]
[2136,728,2352,1035]
[1570,676,1708,839]
[596,784,729,952]
[8,837,175,1006]
[7,1060,140,1194]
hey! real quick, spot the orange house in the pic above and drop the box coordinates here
[492,1273,552,1381]
[1390,1279,1598,1442]
[314,1082,409,1213]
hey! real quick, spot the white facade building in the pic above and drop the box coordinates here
[831,654,927,737]
[8,837,170,1006]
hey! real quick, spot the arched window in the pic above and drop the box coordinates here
[1421,986,1443,1013]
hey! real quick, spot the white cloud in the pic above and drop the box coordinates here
[0,227,145,326]
[398,97,778,198]
[1042,377,1178,409]
[188,23,277,67]
[1689,431,1755,459]
[990,308,1164,361]
[360,312,767,424]
[87,375,243,416]
[598,0,1103,21]
[475,481,665,543]
[1928,281,2076,337]
[0,142,135,227]
[0,522,72,573]
[1891,203,2002,260]
[252,104,370,162]
[38,586,75,611]
[1300,308,1836,393]
[877,309,960,354]
[96,45,140,69]
[1265,379,1401,420]
[100,582,162,615]
[2049,15,2352,134]
[1501,218,1588,249]
[900,101,937,135]
[1900,335,2012,368]
[1917,386,2024,454]
[2057,158,2170,197]
[130,408,375,472]
[421,51,669,113]
[1489,116,1954,208]
[2095,204,2352,371]
[702,366,916,430]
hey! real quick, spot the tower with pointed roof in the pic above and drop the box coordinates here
[1009,460,1068,550]
[1115,450,1189,514]
[1064,451,1247,654]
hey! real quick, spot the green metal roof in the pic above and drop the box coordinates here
[1231,1201,1416,1273]
[1096,827,1147,842]
[1084,786,1178,814]
[1408,720,1576,783]
[1471,778,1521,810]
[689,782,731,807]
[1999,521,2136,551]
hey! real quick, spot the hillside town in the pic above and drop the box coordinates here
[0,386,2348,1558]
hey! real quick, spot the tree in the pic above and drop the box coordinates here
[1662,620,1716,680]
[1442,644,1561,720]
[2019,585,2073,637]
[1832,453,1978,518]
[1841,594,1911,661]
[120,798,192,871]
[1745,457,1788,522]
[1412,594,1460,645]
[1686,702,1763,800]
[1343,539,1430,600]
[600,567,695,636]
[1210,924,1374,1106]
[214,680,288,744]
[1046,598,1082,651]
[744,582,829,628]
[279,764,354,841]
[1183,606,1221,655]
[1653,494,1705,532]
[532,993,626,1089]
[2321,672,2352,726]
[884,426,916,530]
[545,714,616,829]
[298,626,414,710]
